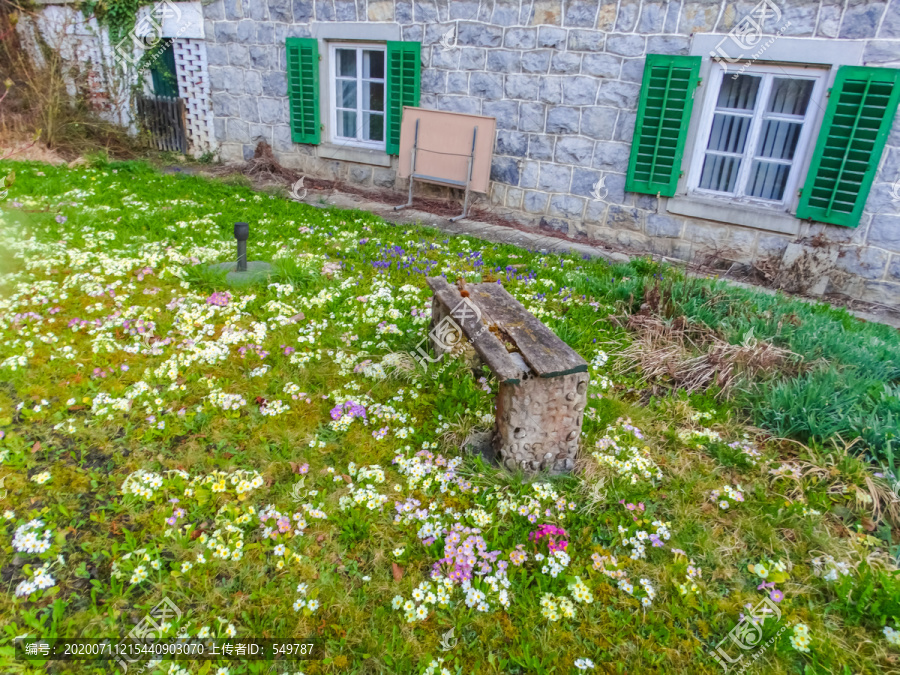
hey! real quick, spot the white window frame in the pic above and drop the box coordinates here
[686,62,828,211]
[328,42,386,151]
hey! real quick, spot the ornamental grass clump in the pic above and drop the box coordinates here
[614,312,802,398]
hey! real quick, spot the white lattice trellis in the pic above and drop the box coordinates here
[173,38,215,157]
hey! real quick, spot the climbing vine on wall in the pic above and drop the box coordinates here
[81,0,146,44]
[133,38,175,94]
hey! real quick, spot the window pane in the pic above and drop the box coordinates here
[767,78,813,116]
[747,161,790,200]
[364,112,384,142]
[757,120,802,160]
[699,154,742,193]
[337,49,356,77]
[707,114,752,154]
[364,81,384,112]
[363,50,384,80]
[337,110,357,138]
[716,74,760,111]
[339,80,357,108]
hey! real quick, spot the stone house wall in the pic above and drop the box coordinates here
[48,0,900,304]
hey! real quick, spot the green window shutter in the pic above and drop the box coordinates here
[385,41,421,156]
[286,37,320,145]
[626,54,701,198]
[796,66,900,228]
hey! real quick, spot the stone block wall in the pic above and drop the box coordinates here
[199,0,900,304]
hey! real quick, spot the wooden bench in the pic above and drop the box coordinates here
[426,276,589,473]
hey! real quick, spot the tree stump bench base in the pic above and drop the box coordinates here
[425,277,589,474]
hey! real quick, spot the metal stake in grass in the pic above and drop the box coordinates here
[208,221,271,286]
[234,222,249,272]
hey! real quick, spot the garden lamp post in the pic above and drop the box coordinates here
[234,222,249,272]
[209,221,270,286]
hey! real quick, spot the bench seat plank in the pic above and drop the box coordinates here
[426,277,525,383]
[426,277,588,381]
[466,283,588,379]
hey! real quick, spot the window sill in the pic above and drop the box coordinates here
[317,144,391,167]
[666,196,801,236]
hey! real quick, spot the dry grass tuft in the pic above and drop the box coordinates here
[778,437,900,527]
[613,313,803,399]
[378,351,422,382]
[212,140,335,190]
[574,454,608,516]
[0,136,68,164]
[439,413,482,453]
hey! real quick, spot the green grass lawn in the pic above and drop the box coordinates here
[0,158,899,675]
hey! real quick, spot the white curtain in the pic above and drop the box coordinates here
[700,75,813,201]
